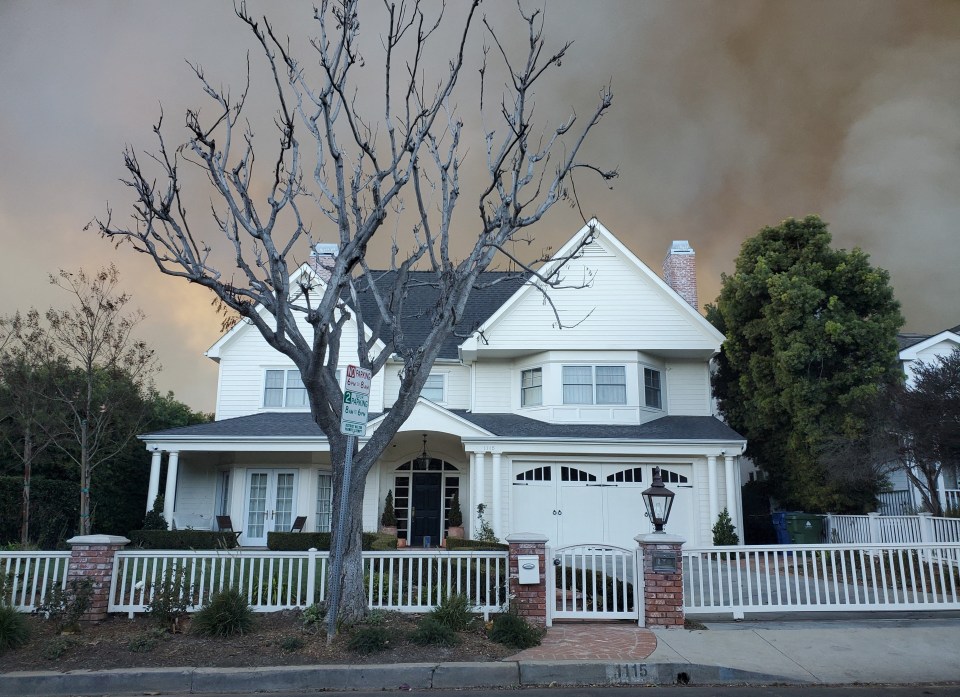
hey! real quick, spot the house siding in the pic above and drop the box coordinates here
[478,237,716,353]
[665,360,712,416]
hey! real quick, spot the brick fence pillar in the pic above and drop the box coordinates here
[636,533,685,629]
[66,534,130,622]
[505,533,549,628]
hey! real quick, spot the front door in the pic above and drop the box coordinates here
[244,469,297,546]
[411,473,442,547]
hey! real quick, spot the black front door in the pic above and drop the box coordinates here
[411,473,442,547]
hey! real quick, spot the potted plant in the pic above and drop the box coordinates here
[446,490,464,539]
[380,489,398,536]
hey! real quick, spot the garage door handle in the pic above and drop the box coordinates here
[553,510,557,515]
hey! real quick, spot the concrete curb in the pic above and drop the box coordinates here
[0,660,810,696]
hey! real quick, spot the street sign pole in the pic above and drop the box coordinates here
[326,365,371,640]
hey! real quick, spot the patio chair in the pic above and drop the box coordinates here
[216,515,242,543]
[290,515,307,533]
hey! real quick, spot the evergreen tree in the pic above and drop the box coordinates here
[708,216,902,512]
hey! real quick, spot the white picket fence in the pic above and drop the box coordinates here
[683,543,960,618]
[827,513,960,545]
[108,548,508,618]
[1,551,70,611]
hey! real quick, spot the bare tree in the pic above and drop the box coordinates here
[0,311,68,544]
[45,267,157,535]
[97,1,614,624]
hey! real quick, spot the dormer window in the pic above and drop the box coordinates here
[562,365,626,405]
[644,367,662,409]
[521,368,543,407]
[264,369,307,408]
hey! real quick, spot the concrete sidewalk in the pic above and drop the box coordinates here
[3,617,960,695]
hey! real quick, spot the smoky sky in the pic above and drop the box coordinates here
[0,0,958,412]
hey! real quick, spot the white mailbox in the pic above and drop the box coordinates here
[517,555,540,584]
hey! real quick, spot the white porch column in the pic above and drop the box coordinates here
[475,451,486,509]
[146,450,162,513]
[163,451,180,530]
[707,455,719,526]
[491,451,502,538]
[724,455,737,525]
[468,452,477,535]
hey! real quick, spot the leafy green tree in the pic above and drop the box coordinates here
[708,216,903,512]
[0,311,70,544]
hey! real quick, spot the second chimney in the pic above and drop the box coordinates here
[308,243,338,283]
[663,240,698,311]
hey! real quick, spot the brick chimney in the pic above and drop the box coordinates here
[308,243,338,282]
[663,240,698,311]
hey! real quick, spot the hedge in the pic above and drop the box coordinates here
[128,529,239,550]
[445,538,509,552]
[267,532,397,551]
[0,476,79,548]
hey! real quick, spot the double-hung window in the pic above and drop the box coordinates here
[264,369,308,408]
[644,367,662,409]
[316,473,332,532]
[422,373,445,402]
[562,365,626,405]
[521,368,542,407]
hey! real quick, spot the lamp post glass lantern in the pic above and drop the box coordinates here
[642,466,675,533]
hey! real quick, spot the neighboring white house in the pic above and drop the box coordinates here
[141,220,746,549]
[879,325,960,515]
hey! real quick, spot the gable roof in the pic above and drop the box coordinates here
[203,218,722,363]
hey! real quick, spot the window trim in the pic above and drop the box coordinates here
[561,364,627,405]
[520,367,543,407]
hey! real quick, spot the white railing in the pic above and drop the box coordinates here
[109,549,508,617]
[945,490,960,513]
[683,543,960,618]
[827,514,960,545]
[1,552,71,611]
[548,545,639,624]
[877,490,913,516]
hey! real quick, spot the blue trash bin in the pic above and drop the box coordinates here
[771,512,792,544]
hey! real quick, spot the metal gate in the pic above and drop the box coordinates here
[548,544,642,626]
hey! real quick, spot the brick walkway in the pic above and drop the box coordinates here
[507,622,658,661]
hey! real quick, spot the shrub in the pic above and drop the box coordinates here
[712,508,740,546]
[279,635,305,652]
[37,578,93,633]
[41,635,78,660]
[381,490,397,527]
[301,602,327,634]
[142,495,167,531]
[191,588,254,637]
[128,529,238,550]
[475,504,499,543]
[347,626,390,654]
[489,611,543,649]
[430,593,473,631]
[0,605,30,653]
[444,538,509,552]
[411,615,459,647]
[447,491,463,527]
[267,531,388,551]
[146,565,191,631]
[127,628,166,653]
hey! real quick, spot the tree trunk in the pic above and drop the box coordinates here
[80,418,91,535]
[21,426,32,545]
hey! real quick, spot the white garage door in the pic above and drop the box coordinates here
[511,462,694,549]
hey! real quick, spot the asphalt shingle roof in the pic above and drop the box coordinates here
[143,411,743,442]
[351,271,528,359]
[897,323,960,352]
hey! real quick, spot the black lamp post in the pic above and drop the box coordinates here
[642,466,676,533]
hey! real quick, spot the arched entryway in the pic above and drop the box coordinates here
[392,456,461,548]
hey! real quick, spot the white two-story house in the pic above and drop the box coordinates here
[141,220,746,549]
[879,324,960,515]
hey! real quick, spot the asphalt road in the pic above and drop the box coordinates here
[156,687,960,697]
